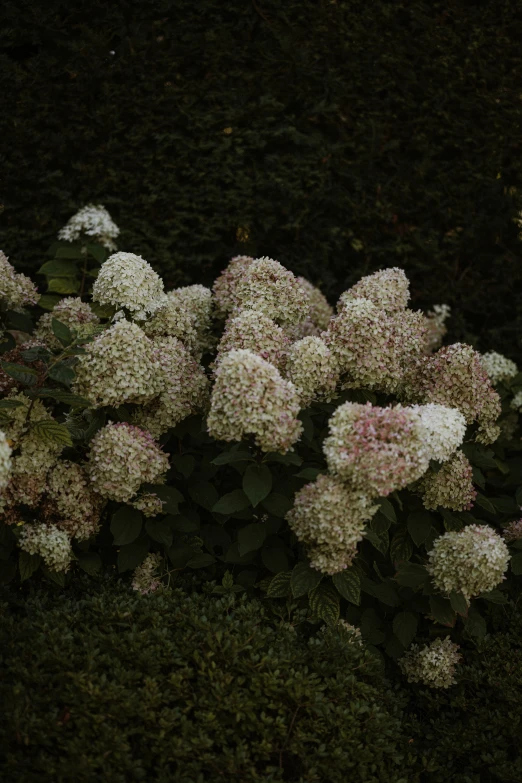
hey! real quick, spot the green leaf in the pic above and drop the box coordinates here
[377,497,396,524]
[51,318,74,347]
[429,595,456,627]
[167,543,197,569]
[48,362,75,387]
[475,493,496,514]
[294,468,322,480]
[145,518,173,547]
[0,399,25,409]
[371,580,401,607]
[237,522,267,556]
[187,479,219,511]
[21,346,51,363]
[243,463,273,507]
[364,526,389,554]
[19,551,41,582]
[1,361,38,386]
[38,259,78,277]
[516,486,522,507]
[267,571,292,598]
[394,562,431,588]
[186,553,216,569]
[37,389,91,408]
[464,608,487,640]
[441,509,464,532]
[0,332,16,354]
[117,536,150,572]
[332,569,360,605]
[290,561,323,598]
[472,466,485,490]
[371,511,391,534]
[390,529,413,563]
[171,454,195,478]
[298,410,314,442]
[309,583,340,624]
[7,310,33,333]
[479,588,508,604]
[265,452,302,466]
[76,552,102,576]
[510,552,522,575]
[261,493,293,518]
[261,537,289,573]
[212,489,250,515]
[55,245,86,259]
[111,506,143,545]
[47,277,80,294]
[392,612,418,648]
[211,451,254,465]
[31,419,73,446]
[168,513,200,533]
[447,591,468,616]
[41,564,66,586]
[491,496,518,514]
[37,294,62,311]
[407,511,435,547]
[86,244,108,263]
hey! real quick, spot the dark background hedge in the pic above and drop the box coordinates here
[1,0,522,356]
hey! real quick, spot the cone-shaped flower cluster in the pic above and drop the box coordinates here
[92,252,166,320]
[19,523,73,572]
[132,552,164,594]
[58,204,120,251]
[338,267,410,314]
[285,336,339,407]
[233,257,309,326]
[0,251,39,311]
[35,297,99,349]
[144,286,214,359]
[399,637,461,689]
[479,351,518,385]
[43,461,105,541]
[417,451,477,511]
[212,255,255,320]
[214,310,290,371]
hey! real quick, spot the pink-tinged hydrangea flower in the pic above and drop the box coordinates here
[73,320,163,409]
[286,474,378,574]
[0,430,12,492]
[409,404,467,463]
[427,524,510,600]
[479,351,518,385]
[503,519,522,543]
[132,553,164,594]
[34,297,100,349]
[144,285,214,359]
[297,277,334,331]
[19,523,73,572]
[417,451,477,511]
[214,310,290,372]
[133,336,209,438]
[338,267,410,314]
[0,251,40,311]
[323,402,430,496]
[58,204,120,251]
[212,255,255,320]
[43,461,105,541]
[323,299,427,394]
[401,343,501,445]
[233,257,309,326]
[87,422,169,503]
[92,252,166,320]
[207,349,303,454]
[285,336,339,407]
[131,493,165,518]
[423,304,451,353]
[399,637,461,689]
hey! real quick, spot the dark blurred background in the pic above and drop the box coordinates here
[1,0,522,357]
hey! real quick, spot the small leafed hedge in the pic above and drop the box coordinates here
[0,576,413,783]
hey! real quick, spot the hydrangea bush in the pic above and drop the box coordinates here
[1,205,522,687]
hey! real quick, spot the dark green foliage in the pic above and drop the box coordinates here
[0,575,413,782]
[1,1,522,356]
[402,604,522,782]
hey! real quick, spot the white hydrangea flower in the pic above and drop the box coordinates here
[502,519,522,543]
[214,310,290,371]
[87,422,169,503]
[479,351,518,385]
[58,204,120,251]
[284,336,339,406]
[418,451,477,512]
[338,267,410,314]
[0,430,12,492]
[511,390,522,411]
[144,285,214,359]
[72,320,163,409]
[320,619,364,648]
[19,523,73,573]
[399,637,461,689]
[34,297,99,350]
[212,255,255,320]
[427,524,511,601]
[233,257,309,326]
[296,277,334,331]
[410,403,467,463]
[0,251,40,311]
[424,304,451,353]
[132,552,164,594]
[286,474,378,574]
[207,349,303,454]
[130,493,165,518]
[92,252,166,320]
[323,402,430,497]
[44,461,105,541]
[133,336,209,438]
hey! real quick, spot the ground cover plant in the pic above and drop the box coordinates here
[1,205,522,693]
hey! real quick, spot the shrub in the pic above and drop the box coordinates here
[1,215,522,680]
[0,575,413,782]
